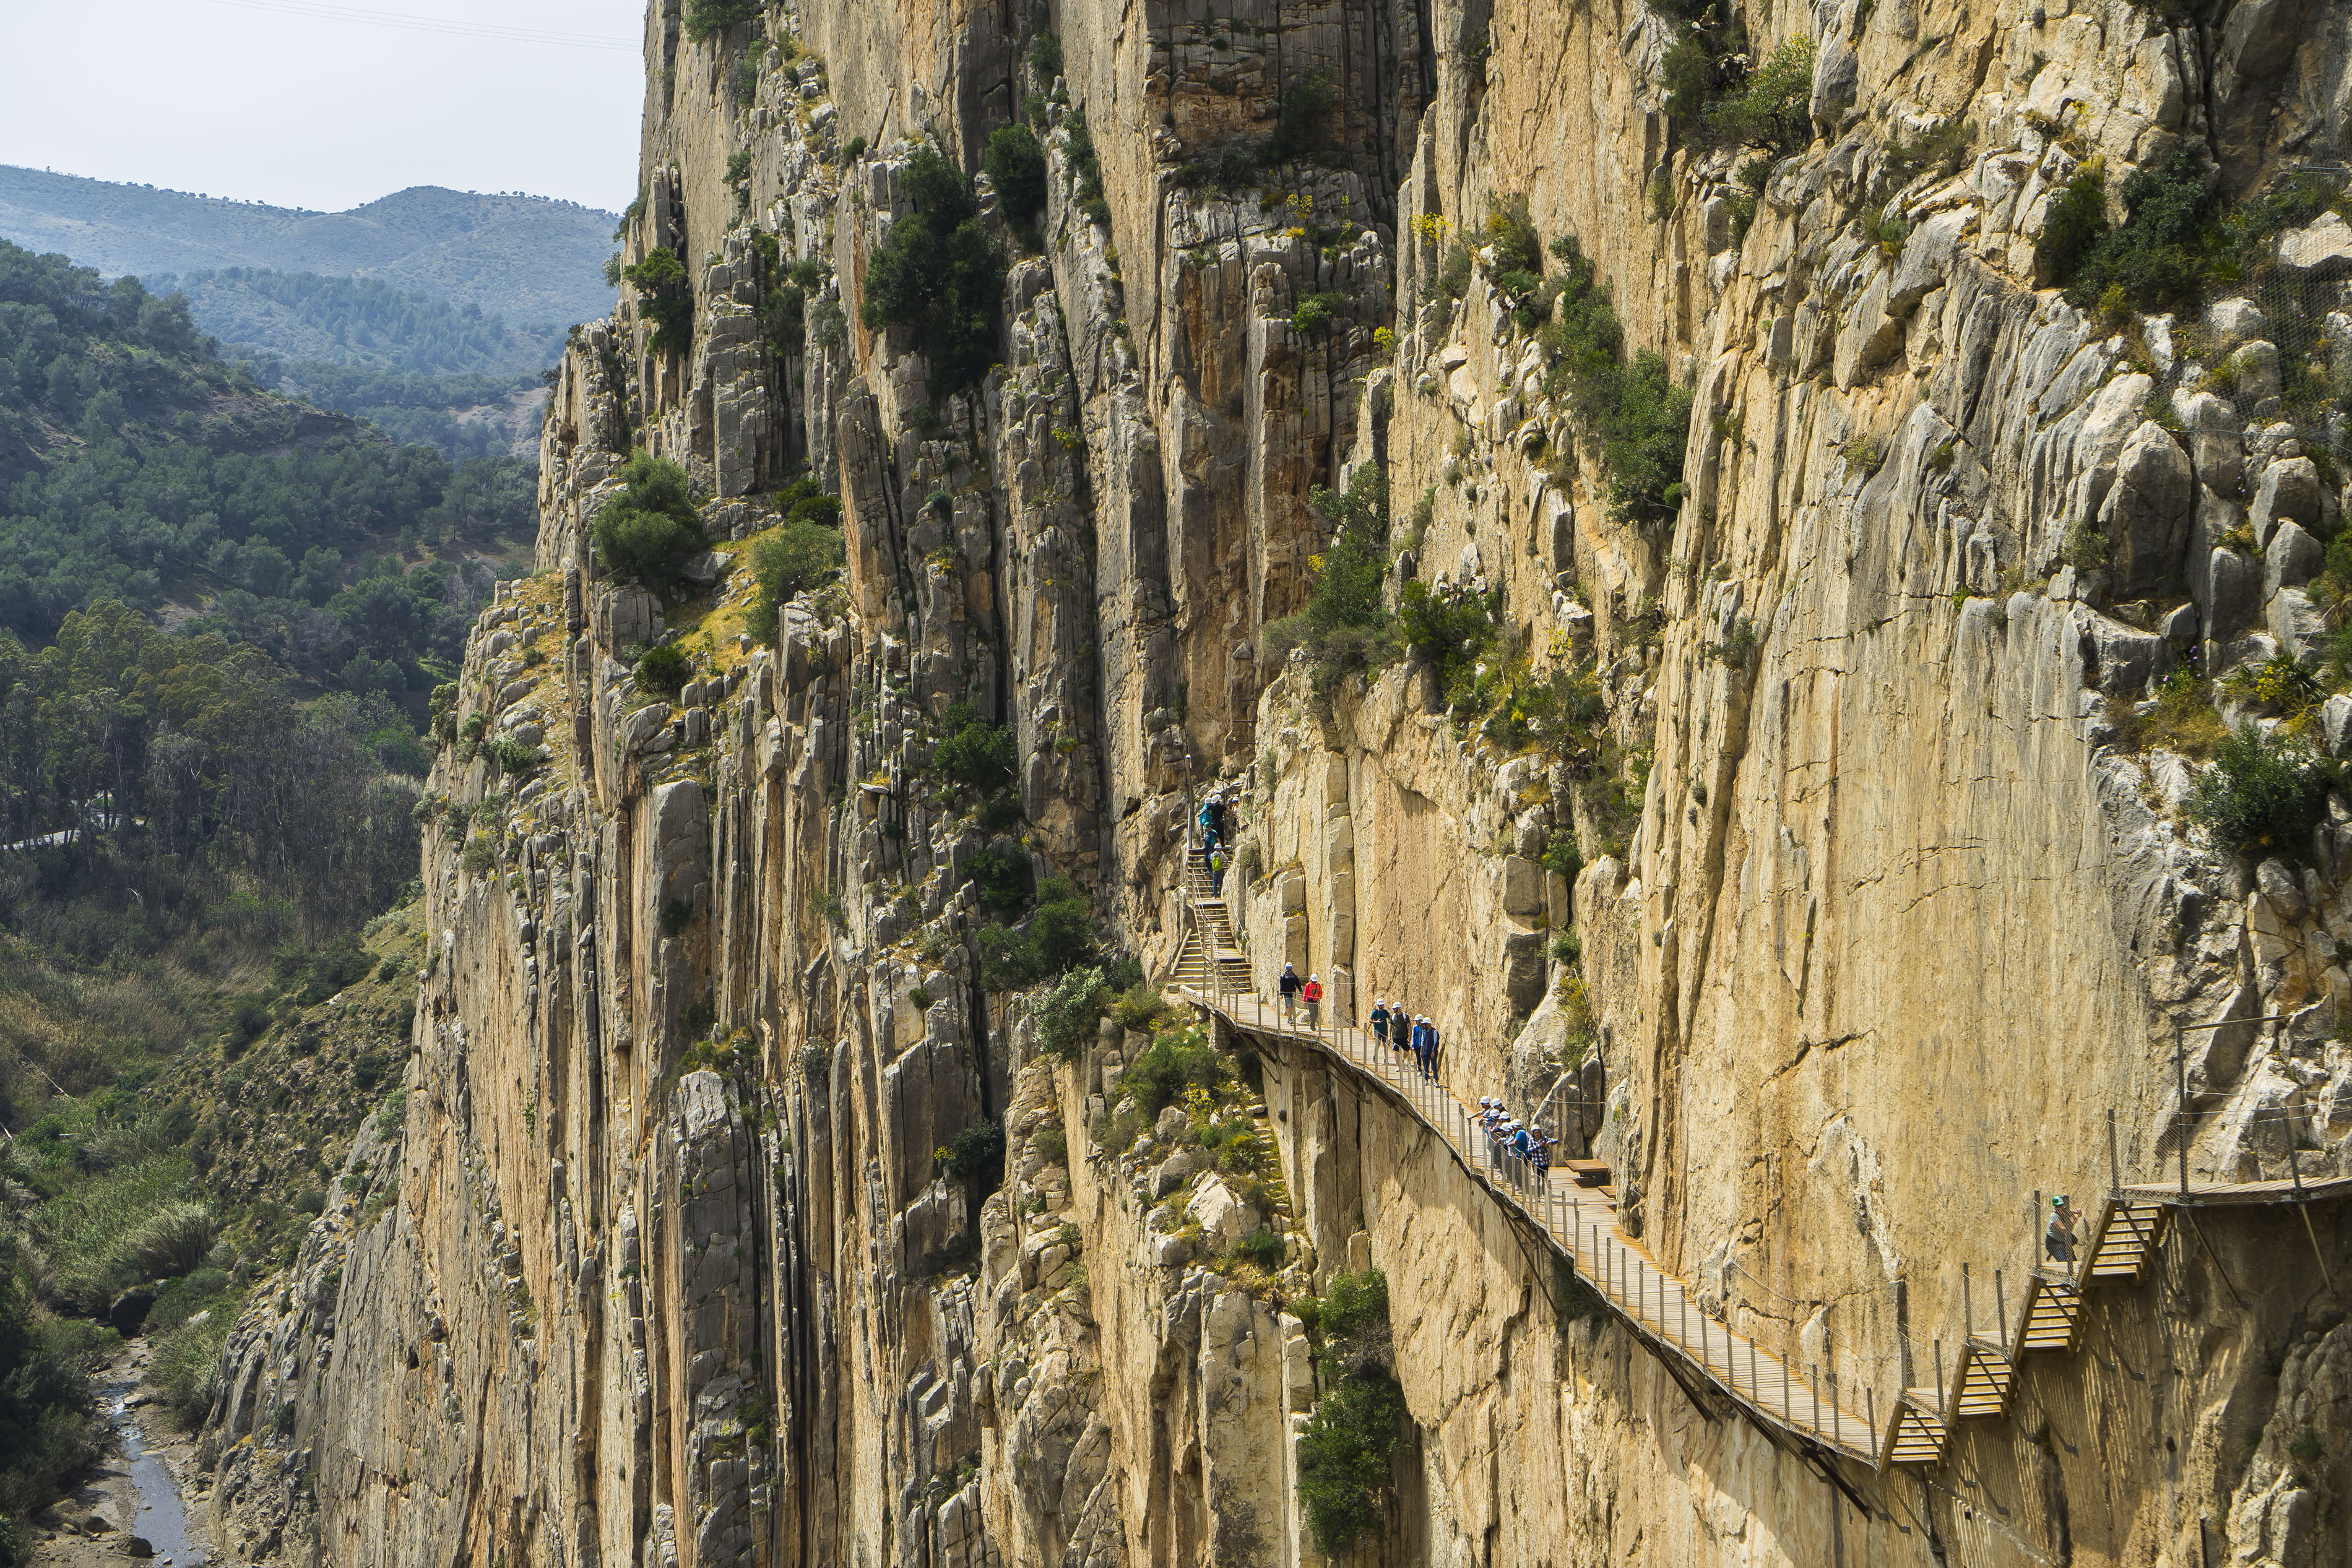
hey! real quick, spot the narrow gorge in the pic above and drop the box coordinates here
[198,0,2352,1562]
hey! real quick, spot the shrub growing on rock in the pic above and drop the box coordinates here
[2063,143,2214,314]
[964,844,1032,913]
[984,123,1048,235]
[1034,965,1109,1062]
[978,876,1094,988]
[594,454,706,592]
[935,1119,1005,1189]
[632,642,691,696]
[621,248,694,358]
[859,144,1004,394]
[743,520,845,644]
[1296,1267,1405,1553]
[1705,36,1815,155]
[1537,235,1691,525]
[1264,465,1394,689]
[936,700,1018,793]
[2189,725,2337,856]
[683,1,762,41]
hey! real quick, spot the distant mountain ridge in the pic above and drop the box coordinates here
[0,168,617,330]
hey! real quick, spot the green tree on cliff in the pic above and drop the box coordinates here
[684,1,763,42]
[622,248,694,359]
[860,144,1004,395]
[592,454,706,592]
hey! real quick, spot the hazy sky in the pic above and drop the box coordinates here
[0,0,646,213]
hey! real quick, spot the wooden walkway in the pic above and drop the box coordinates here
[1170,975,1885,1465]
[1163,840,2348,1473]
[2119,1174,2352,1205]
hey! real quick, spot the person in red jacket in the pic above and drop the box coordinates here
[1303,973,1323,1028]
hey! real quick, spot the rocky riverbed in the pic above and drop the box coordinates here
[30,1343,214,1568]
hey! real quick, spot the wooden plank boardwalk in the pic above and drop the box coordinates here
[1167,971,1883,1466]
[1162,840,2351,1473]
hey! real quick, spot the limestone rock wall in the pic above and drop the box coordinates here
[201,0,2352,1565]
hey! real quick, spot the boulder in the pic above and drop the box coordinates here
[2205,297,2268,350]
[1151,1151,1200,1199]
[2096,423,2195,597]
[621,701,673,754]
[1185,1176,1260,1249]
[2322,694,2352,756]
[1501,856,1545,918]
[2264,520,2325,598]
[2203,544,2263,645]
[2270,588,2328,665]
[2228,340,2282,408]
[1887,210,1969,315]
[2072,373,2156,507]
[2250,457,2323,545]
[2257,858,2305,920]
[1811,35,1859,126]
[2278,212,2352,281]
[2077,608,2172,699]
[1833,270,1902,386]
[2174,389,2243,494]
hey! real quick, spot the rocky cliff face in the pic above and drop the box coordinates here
[202,0,2352,1563]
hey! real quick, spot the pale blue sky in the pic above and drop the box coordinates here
[0,0,645,212]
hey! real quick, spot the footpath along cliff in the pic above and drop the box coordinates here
[197,0,2352,1562]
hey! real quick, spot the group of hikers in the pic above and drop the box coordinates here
[1198,796,1237,897]
[1367,996,1443,1083]
[1202,800,1562,1193]
[1276,973,1562,1189]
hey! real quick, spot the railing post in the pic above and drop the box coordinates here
[1962,1264,1972,1340]
[2176,1019,2192,1197]
[2108,1106,2122,1195]
[1934,1337,1945,1416]
[1994,1269,2007,1355]
[1867,1385,1877,1460]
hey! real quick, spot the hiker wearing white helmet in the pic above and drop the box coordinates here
[1303,972,1323,1029]
[1369,997,1391,1052]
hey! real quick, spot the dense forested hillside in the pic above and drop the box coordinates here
[157,269,562,377]
[0,169,615,329]
[0,241,477,1549]
[146,268,560,463]
[244,361,545,464]
[0,240,534,691]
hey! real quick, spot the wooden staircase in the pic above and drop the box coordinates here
[2016,1272,2084,1356]
[1886,1394,1950,1467]
[1952,1337,2016,1419]
[2084,1197,2169,1283]
[1879,1193,2174,1466]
